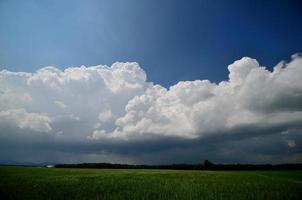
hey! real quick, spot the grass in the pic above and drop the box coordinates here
[0,166,301,200]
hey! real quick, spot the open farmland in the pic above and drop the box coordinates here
[0,166,301,200]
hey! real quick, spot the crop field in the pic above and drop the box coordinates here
[0,166,301,200]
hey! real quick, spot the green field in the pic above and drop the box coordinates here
[0,166,301,200]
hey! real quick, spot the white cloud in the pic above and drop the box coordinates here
[98,110,113,122]
[0,109,51,132]
[0,55,301,162]
[286,139,296,148]
[55,101,67,109]
[100,56,302,140]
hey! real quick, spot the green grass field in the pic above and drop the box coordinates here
[0,166,301,200]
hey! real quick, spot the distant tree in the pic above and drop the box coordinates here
[203,160,214,169]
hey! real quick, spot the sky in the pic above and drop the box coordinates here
[0,0,302,164]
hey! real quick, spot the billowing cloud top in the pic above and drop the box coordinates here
[0,55,302,164]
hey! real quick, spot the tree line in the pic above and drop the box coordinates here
[54,160,302,170]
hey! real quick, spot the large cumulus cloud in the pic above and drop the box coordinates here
[0,55,302,164]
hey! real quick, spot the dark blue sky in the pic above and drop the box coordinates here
[0,0,301,87]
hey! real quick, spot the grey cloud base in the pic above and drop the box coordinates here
[0,55,302,164]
